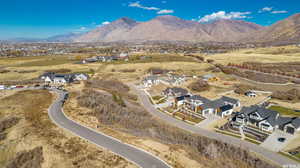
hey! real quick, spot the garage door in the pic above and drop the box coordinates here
[286,126,295,134]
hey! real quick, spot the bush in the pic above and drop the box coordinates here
[188,79,210,92]
[272,89,300,101]
[77,89,274,168]
[207,59,215,63]
[119,69,136,73]
[0,69,10,73]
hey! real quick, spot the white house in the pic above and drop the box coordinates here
[0,85,5,90]
[74,73,89,81]
[142,76,160,88]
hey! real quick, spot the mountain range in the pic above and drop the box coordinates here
[74,13,300,44]
[5,13,300,44]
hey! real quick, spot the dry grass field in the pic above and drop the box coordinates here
[205,45,300,64]
[0,89,135,168]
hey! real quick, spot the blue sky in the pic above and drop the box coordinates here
[0,0,299,39]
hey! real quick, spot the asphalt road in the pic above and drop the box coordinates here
[48,89,171,168]
[130,85,299,167]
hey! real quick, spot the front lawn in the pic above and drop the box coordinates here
[173,112,204,123]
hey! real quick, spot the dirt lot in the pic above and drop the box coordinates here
[0,89,135,168]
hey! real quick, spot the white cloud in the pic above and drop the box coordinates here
[157,9,174,14]
[128,1,159,10]
[259,7,273,13]
[271,10,288,14]
[198,11,251,23]
[80,27,86,30]
[102,21,110,25]
[258,7,288,14]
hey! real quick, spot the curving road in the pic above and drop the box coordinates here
[48,89,171,168]
[130,85,299,167]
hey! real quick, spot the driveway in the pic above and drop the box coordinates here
[48,89,170,168]
[261,130,296,152]
[196,114,221,128]
[129,84,299,167]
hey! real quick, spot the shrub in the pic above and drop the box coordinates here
[77,89,274,168]
[188,79,210,92]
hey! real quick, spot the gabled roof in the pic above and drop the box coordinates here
[175,95,190,101]
[276,116,293,126]
[202,74,215,79]
[164,87,188,96]
[240,105,259,116]
[220,104,233,112]
[187,95,210,104]
[144,75,158,81]
[221,96,239,104]
[256,107,278,119]
[291,118,300,129]
[201,99,224,109]
[265,114,278,127]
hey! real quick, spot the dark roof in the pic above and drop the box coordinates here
[276,116,293,126]
[240,106,258,115]
[291,118,300,128]
[187,95,210,103]
[175,95,190,101]
[221,96,239,104]
[201,99,224,109]
[164,87,188,96]
[256,107,278,119]
[266,114,278,127]
[220,104,233,112]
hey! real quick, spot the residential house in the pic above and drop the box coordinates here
[0,85,5,90]
[202,74,219,82]
[163,87,189,98]
[53,74,74,85]
[74,73,89,81]
[40,72,88,85]
[142,76,160,88]
[278,117,300,134]
[184,95,210,113]
[245,91,257,97]
[231,106,300,133]
[220,96,241,108]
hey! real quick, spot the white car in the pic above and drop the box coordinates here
[0,85,5,90]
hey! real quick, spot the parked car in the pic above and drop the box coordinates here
[16,86,24,88]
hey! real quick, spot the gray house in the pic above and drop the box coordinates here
[232,105,300,134]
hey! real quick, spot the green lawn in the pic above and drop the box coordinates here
[268,106,300,117]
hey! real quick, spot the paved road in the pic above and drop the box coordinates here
[48,89,170,168]
[130,85,299,167]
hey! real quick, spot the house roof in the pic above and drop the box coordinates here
[144,75,158,81]
[256,107,278,119]
[187,95,210,104]
[291,118,300,128]
[175,95,190,101]
[164,87,188,96]
[266,114,278,127]
[276,116,293,126]
[201,99,224,109]
[202,74,215,79]
[220,104,233,112]
[221,96,239,104]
